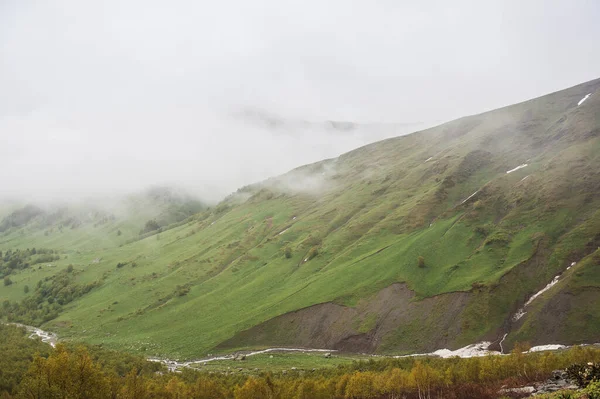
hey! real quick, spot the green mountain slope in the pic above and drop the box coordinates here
[1,79,599,359]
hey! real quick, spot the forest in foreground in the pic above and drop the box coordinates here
[2,324,600,399]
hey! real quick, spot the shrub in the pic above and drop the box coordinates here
[23,285,29,294]
[566,362,600,388]
[3,277,12,286]
[584,380,600,399]
[140,219,160,235]
[417,256,426,268]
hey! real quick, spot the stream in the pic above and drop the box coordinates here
[6,321,593,372]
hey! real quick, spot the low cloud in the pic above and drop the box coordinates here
[1,0,599,204]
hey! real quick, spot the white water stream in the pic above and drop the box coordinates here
[7,323,58,347]
[578,93,592,106]
[512,262,576,322]
[506,164,528,174]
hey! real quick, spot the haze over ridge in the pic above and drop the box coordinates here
[1,0,599,203]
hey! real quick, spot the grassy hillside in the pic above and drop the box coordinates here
[1,79,600,359]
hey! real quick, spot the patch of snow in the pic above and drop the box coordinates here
[524,275,560,307]
[512,272,566,321]
[397,342,500,359]
[210,222,215,226]
[304,258,308,262]
[513,308,527,321]
[432,342,499,358]
[506,164,528,174]
[578,93,592,106]
[425,157,433,162]
[567,261,576,270]
[292,216,297,220]
[461,191,479,205]
[278,228,289,235]
[528,344,567,353]
[520,175,530,182]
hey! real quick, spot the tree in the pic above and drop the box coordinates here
[17,345,109,399]
[23,285,29,294]
[234,378,272,399]
[3,277,12,286]
[121,369,146,399]
[345,372,379,398]
[409,361,441,399]
[140,220,160,235]
[418,256,426,268]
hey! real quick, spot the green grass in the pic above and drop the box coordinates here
[1,77,600,359]
[189,352,367,373]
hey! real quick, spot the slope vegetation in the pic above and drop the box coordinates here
[1,79,600,359]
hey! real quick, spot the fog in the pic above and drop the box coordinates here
[1,0,599,203]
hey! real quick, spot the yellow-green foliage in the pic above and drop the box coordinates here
[3,335,600,399]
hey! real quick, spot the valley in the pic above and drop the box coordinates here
[1,78,600,363]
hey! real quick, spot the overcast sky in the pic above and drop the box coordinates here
[1,0,599,203]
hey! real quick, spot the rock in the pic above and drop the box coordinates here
[239,355,246,361]
[291,367,297,371]
[323,352,331,358]
[552,369,568,380]
[269,355,273,359]
[498,386,536,395]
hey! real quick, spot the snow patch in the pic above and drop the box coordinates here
[524,275,560,307]
[528,344,567,353]
[513,308,527,321]
[506,164,528,174]
[433,342,499,358]
[278,228,289,235]
[520,175,530,182]
[396,342,500,359]
[461,191,479,205]
[513,268,571,321]
[424,157,433,163]
[578,93,592,106]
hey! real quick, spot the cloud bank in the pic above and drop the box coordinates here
[1,0,599,203]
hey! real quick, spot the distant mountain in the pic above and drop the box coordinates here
[232,107,430,139]
[0,186,205,251]
[1,79,599,359]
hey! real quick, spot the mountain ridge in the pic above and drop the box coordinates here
[0,78,599,359]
